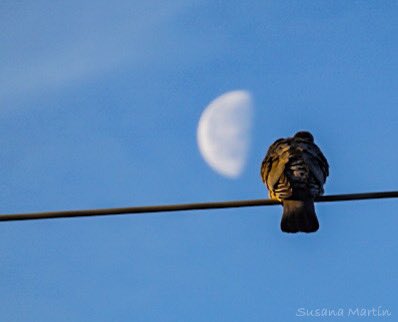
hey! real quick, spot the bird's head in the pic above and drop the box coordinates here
[294,131,314,142]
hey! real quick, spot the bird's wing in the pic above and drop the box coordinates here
[261,138,291,190]
[297,140,329,185]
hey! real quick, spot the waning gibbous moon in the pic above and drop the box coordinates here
[197,90,253,178]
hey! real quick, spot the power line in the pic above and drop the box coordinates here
[1,191,397,222]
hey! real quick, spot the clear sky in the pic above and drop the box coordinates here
[1,1,397,321]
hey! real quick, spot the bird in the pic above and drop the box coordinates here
[260,131,329,233]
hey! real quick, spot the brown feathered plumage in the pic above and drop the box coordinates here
[261,131,329,233]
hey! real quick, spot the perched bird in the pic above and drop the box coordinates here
[261,131,329,233]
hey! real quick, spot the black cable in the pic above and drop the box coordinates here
[1,191,397,222]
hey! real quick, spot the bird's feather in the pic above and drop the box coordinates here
[260,131,329,233]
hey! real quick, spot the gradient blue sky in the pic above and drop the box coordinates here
[1,1,397,321]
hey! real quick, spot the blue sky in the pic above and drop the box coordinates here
[1,1,397,321]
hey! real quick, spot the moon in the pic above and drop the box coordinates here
[197,90,253,178]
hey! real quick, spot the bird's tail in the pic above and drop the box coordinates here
[281,199,319,233]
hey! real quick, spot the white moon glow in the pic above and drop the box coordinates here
[197,90,253,178]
